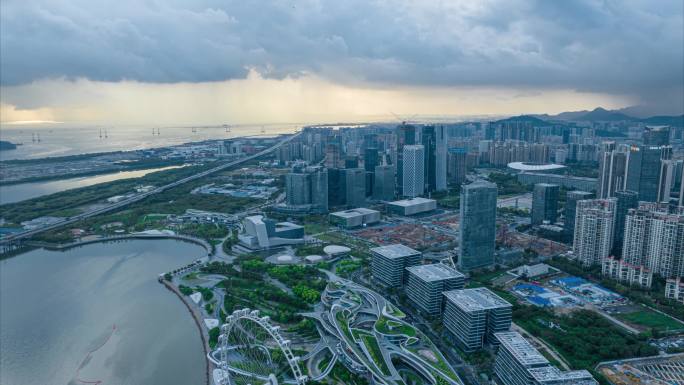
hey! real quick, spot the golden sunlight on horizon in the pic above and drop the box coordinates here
[1,71,634,126]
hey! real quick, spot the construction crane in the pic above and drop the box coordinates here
[390,111,418,125]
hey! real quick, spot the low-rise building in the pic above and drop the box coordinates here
[443,287,512,352]
[329,208,381,228]
[238,215,304,249]
[386,197,437,216]
[665,277,684,304]
[405,263,465,316]
[370,244,422,287]
[494,331,597,385]
[602,256,653,288]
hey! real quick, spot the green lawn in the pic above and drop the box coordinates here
[616,309,684,331]
[360,334,390,375]
[375,316,416,337]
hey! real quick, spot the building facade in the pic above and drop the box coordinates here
[443,288,512,352]
[402,145,425,197]
[531,183,559,225]
[459,180,498,271]
[564,191,594,242]
[622,203,684,279]
[494,331,597,385]
[370,244,422,287]
[405,264,465,316]
[573,199,616,266]
[386,197,437,216]
[373,165,395,201]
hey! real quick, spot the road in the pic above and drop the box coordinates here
[0,132,301,247]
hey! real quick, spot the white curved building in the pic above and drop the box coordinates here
[507,162,566,172]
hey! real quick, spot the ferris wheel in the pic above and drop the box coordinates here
[215,308,308,385]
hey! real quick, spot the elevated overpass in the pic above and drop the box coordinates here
[0,132,301,248]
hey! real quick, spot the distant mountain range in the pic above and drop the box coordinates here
[529,107,684,126]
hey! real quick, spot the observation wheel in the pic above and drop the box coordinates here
[217,308,308,385]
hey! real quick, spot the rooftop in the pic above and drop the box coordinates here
[508,162,566,171]
[495,331,549,366]
[528,366,597,384]
[443,287,512,312]
[330,208,380,218]
[323,245,351,255]
[463,179,497,190]
[371,244,421,259]
[406,263,464,282]
[387,197,436,207]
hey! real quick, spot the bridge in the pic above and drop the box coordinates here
[0,131,301,248]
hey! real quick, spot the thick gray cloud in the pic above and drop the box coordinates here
[1,0,682,107]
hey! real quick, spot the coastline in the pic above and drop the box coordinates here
[161,278,213,385]
[2,235,216,384]
[25,233,213,254]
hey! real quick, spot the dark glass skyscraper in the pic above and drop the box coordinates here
[531,183,559,225]
[421,125,437,193]
[625,146,667,202]
[458,180,497,271]
[364,147,378,172]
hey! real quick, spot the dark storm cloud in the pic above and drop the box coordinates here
[1,0,682,99]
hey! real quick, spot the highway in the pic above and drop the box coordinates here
[0,131,301,246]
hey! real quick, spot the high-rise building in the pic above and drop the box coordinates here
[402,145,425,197]
[324,143,341,168]
[643,126,670,146]
[395,124,416,196]
[370,244,422,287]
[327,168,345,207]
[459,180,497,271]
[344,168,367,208]
[405,264,465,316]
[344,156,359,169]
[443,288,512,352]
[420,125,448,193]
[622,203,684,279]
[448,148,468,185]
[597,142,627,199]
[658,159,682,204]
[625,145,668,202]
[573,199,616,266]
[285,164,328,212]
[612,190,639,257]
[364,147,379,172]
[373,165,395,201]
[531,183,559,225]
[564,191,594,242]
[436,125,448,191]
[421,126,437,193]
[494,331,598,385]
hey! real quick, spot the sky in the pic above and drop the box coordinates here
[1,0,682,126]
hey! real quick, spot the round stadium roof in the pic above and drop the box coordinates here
[323,245,351,256]
[276,255,294,262]
[507,162,566,171]
[305,255,324,263]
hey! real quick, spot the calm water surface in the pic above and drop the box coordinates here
[0,165,185,205]
[0,239,206,385]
